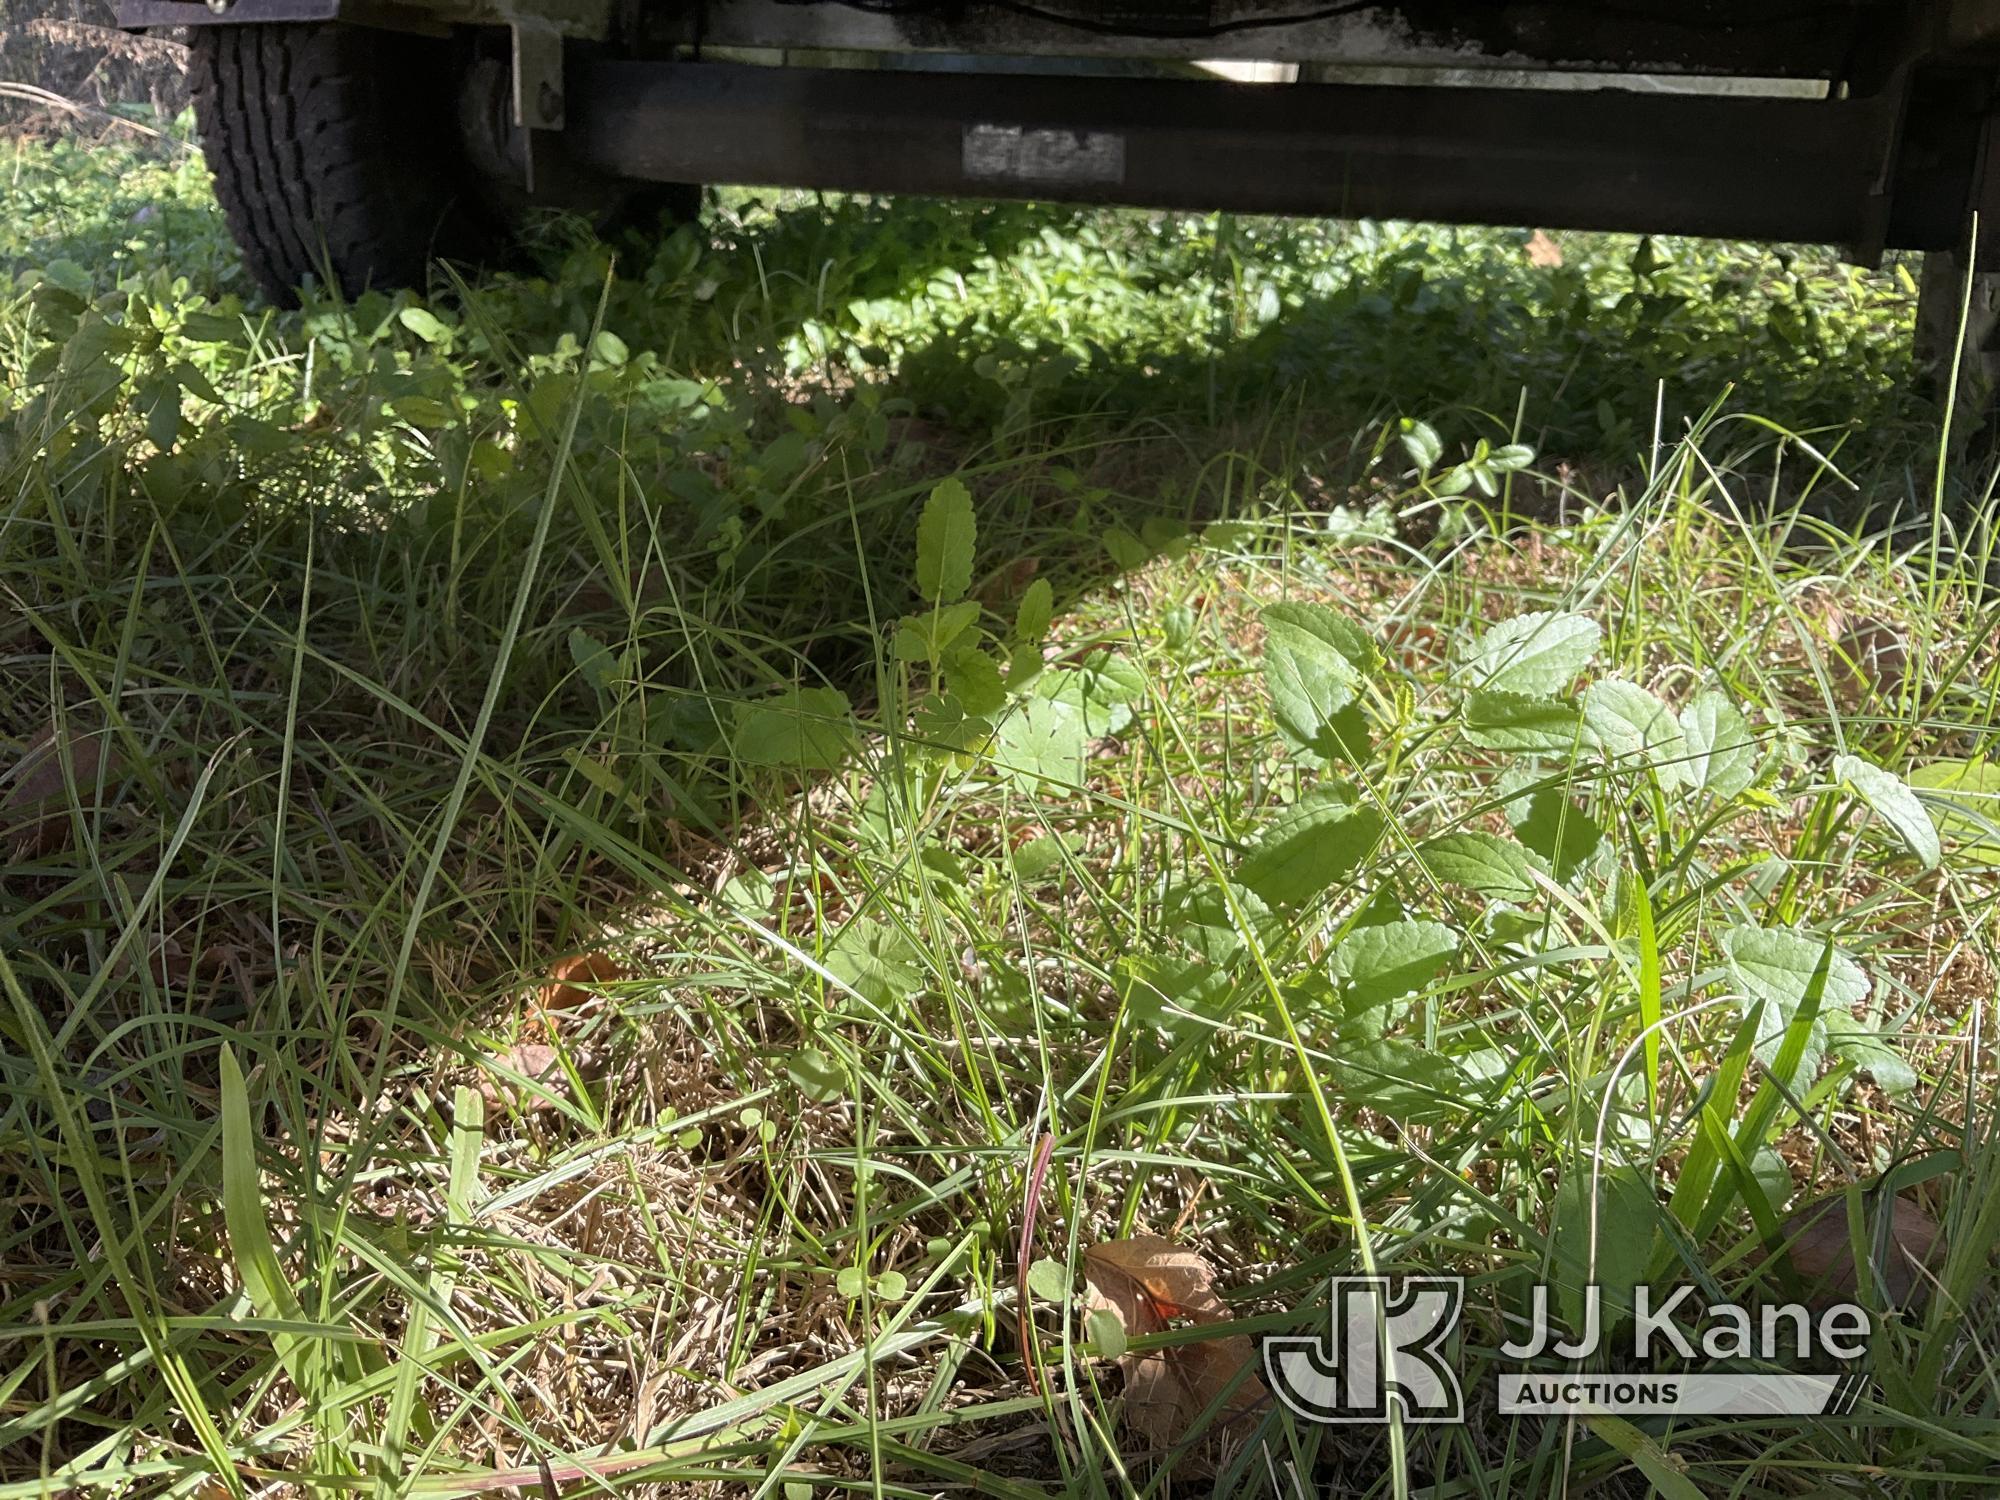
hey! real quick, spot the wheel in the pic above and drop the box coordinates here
[188,24,701,304]
[189,23,499,303]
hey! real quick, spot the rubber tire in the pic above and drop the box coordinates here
[189,23,498,304]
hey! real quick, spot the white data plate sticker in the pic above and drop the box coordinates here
[962,125,1126,186]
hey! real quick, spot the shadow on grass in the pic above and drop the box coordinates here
[0,180,1974,1485]
[3,186,1958,1044]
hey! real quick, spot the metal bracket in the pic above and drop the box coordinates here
[512,19,564,131]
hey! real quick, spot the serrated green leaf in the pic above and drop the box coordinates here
[568,628,616,695]
[1720,925,1869,1086]
[1418,831,1551,900]
[1009,832,1077,881]
[1501,778,1602,882]
[1039,649,1144,737]
[1583,679,1689,786]
[1680,692,1759,799]
[1325,1037,1473,1120]
[1824,1014,1917,1095]
[894,599,981,663]
[1330,919,1459,1035]
[1463,690,1582,752]
[1260,603,1378,765]
[1458,611,1600,696]
[1834,754,1940,870]
[1116,955,1244,1032]
[1910,758,2000,862]
[828,919,922,1008]
[1013,577,1054,644]
[732,687,856,771]
[1238,790,1383,906]
[1102,526,1151,570]
[946,646,1008,716]
[916,477,976,603]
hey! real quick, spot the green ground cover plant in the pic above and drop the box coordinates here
[1,121,1997,1497]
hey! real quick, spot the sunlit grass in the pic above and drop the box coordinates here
[0,125,1996,1498]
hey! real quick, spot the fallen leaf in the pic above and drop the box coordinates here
[2,727,120,856]
[1525,230,1564,268]
[1836,614,1914,700]
[1779,1192,1942,1308]
[537,952,626,1016]
[1081,1235,1268,1450]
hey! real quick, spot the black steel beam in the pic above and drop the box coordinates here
[569,61,1927,250]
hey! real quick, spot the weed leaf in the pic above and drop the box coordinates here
[1824,1015,1917,1095]
[1013,577,1054,645]
[1041,650,1144,736]
[828,919,923,1008]
[1330,919,1459,1034]
[917,478,976,603]
[1325,1038,1473,1119]
[1260,602,1377,763]
[1584,680,1690,786]
[1552,1165,1656,1330]
[1239,791,1383,906]
[1909,758,2000,862]
[1418,831,1551,900]
[1720,926,1868,1085]
[993,696,1088,789]
[1458,611,1600,696]
[1463,690,1582,752]
[1834,754,1941,870]
[784,1048,845,1102]
[1680,693,1760,799]
[945,647,1008,716]
[732,687,857,771]
[1504,782,1604,881]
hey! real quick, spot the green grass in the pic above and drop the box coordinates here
[2,122,1998,1498]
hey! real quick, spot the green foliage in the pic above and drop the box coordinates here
[3,127,1995,1500]
[1458,610,1602,696]
[916,477,977,603]
[1835,752,1941,869]
[1260,601,1378,764]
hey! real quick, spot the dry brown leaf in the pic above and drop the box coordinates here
[2,727,119,856]
[1081,1235,1268,1450]
[1836,614,1915,701]
[1779,1192,1943,1308]
[1525,230,1564,267]
[538,952,626,1015]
